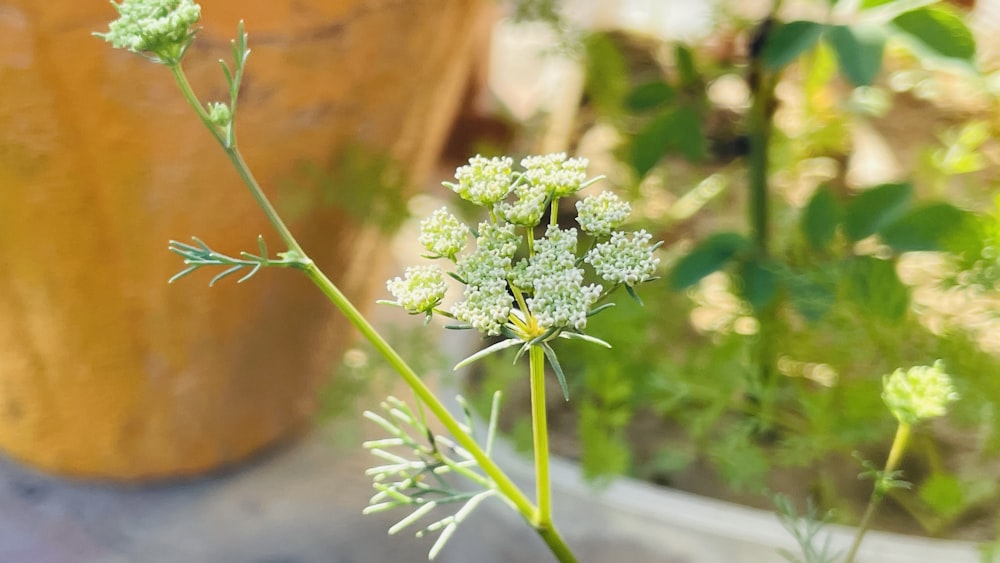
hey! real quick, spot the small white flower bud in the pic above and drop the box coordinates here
[386,265,447,315]
[882,360,958,425]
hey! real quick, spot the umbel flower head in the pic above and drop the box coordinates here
[385,153,660,349]
[95,0,202,63]
[882,360,959,425]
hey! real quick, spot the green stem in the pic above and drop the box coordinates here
[168,63,304,257]
[746,7,781,432]
[167,58,578,563]
[843,422,912,563]
[529,344,552,528]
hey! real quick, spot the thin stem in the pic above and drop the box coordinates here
[843,422,912,563]
[529,344,552,528]
[167,63,304,257]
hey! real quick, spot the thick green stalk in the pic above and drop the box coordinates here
[745,6,781,431]
[167,60,578,563]
[529,344,552,527]
[843,422,912,563]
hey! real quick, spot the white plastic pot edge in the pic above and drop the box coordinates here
[481,421,983,563]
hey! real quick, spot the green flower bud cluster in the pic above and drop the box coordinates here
[207,102,232,127]
[882,360,959,425]
[385,154,660,341]
[386,265,447,316]
[576,191,630,237]
[585,230,661,287]
[95,0,202,63]
[418,208,468,260]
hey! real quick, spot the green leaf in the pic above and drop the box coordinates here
[762,20,825,71]
[844,256,910,320]
[675,44,699,89]
[584,33,629,116]
[801,185,842,249]
[630,111,673,177]
[669,107,707,162]
[826,24,886,86]
[788,272,837,322]
[453,339,522,370]
[629,107,707,177]
[918,473,965,520]
[843,182,913,241]
[881,202,971,252]
[892,6,976,63]
[541,343,570,401]
[669,232,749,290]
[737,258,778,310]
[624,80,675,112]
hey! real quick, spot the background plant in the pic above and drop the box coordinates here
[480,0,1000,546]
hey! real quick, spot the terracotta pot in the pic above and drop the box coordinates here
[0,0,490,479]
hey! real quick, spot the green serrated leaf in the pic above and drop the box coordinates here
[669,232,749,290]
[762,21,825,71]
[881,202,971,252]
[843,182,913,241]
[892,6,976,63]
[802,185,842,249]
[826,24,886,86]
[624,80,676,112]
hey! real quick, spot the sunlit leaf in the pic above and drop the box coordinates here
[826,24,886,86]
[892,6,976,63]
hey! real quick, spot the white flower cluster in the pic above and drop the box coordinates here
[576,191,630,237]
[445,155,513,207]
[386,154,660,340]
[521,227,602,331]
[882,360,959,425]
[497,184,548,226]
[419,207,468,259]
[520,153,589,198]
[97,0,202,59]
[386,265,447,315]
[585,230,660,286]
[453,250,512,336]
[451,224,520,335]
